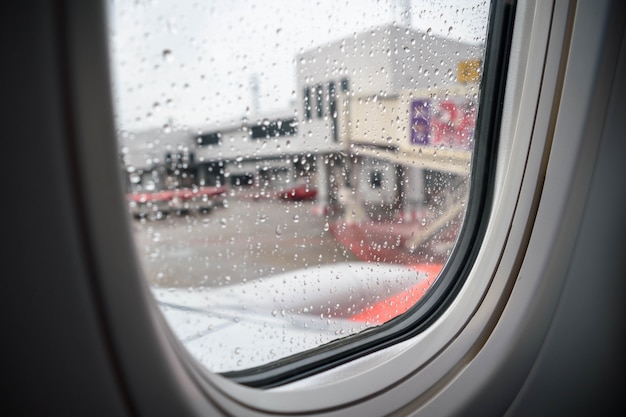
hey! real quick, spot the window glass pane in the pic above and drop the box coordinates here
[110,0,489,373]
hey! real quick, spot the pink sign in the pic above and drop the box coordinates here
[411,97,477,149]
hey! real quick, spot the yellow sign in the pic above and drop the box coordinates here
[458,60,481,83]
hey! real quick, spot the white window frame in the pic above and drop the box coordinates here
[64,0,613,415]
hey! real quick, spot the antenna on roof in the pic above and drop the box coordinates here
[394,0,411,28]
[250,73,260,117]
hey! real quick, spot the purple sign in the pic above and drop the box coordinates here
[410,97,477,150]
[410,99,430,145]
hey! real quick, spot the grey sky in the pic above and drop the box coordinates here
[108,0,489,134]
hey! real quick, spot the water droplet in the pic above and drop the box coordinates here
[162,49,173,62]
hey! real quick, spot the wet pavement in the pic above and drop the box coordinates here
[129,194,359,288]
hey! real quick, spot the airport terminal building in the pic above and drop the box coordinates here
[122,24,482,236]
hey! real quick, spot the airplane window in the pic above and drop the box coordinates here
[108,0,491,382]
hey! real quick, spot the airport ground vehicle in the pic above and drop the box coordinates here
[275,182,318,202]
[126,185,226,219]
[2,0,625,416]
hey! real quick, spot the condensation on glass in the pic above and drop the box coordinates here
[108,0,489,373]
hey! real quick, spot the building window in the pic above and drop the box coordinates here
[340,77,350,93]
[370,170,383,189]
[250,118,297,139]
[304,87,312,120]
[196,132,221,146]
[315,83,324,118]
[329,81,338,142]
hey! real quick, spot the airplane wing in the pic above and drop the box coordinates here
[151,262,433,373]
